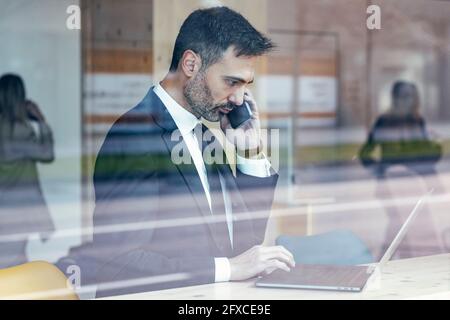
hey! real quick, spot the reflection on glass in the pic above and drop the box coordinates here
[0,74,55,268]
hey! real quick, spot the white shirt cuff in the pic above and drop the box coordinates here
[214,257,231,282]
[236,152,272,177]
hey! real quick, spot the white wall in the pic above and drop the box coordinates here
[0,0,82,262]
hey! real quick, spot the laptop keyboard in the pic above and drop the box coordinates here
[257,264,372,290]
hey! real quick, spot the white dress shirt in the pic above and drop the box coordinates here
[153,84,271,282]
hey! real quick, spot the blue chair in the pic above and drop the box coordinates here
[276,229,374,265]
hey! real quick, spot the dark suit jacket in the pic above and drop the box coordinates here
[91,87,278,297]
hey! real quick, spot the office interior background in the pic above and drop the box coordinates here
[0,0,449,297]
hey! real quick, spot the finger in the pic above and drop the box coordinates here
[278,246,295,260]
[243,88,254,100]
[242,90,258,111]
[243,92,251,101]
[259,248,293,265]
[262,251,296,268]
[262,266,277,276]
[263,245,294,260]
[266,245,295,260]
[263,249,295,267]
[243,95,258,113]
[265,259,291,273]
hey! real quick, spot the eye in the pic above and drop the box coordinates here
[226,79,238,87]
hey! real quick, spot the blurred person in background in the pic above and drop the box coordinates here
[0,73,55,268]
[359,80,445,258]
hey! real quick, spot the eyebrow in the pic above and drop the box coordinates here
[223,76,254,84]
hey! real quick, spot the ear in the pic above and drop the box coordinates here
[180,50,201,78]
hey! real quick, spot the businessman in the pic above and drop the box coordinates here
[91,6,295,297]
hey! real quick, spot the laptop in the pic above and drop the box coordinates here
[255,190,433,292]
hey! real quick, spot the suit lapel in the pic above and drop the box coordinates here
[147,87,210,216]
[161,130,210,216]
[151,90,233,255]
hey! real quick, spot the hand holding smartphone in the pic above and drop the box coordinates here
[227,100,253,128]
[26,100,45,122]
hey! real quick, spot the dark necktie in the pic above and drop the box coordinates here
[193,122,231,253]
[192,122,226,214]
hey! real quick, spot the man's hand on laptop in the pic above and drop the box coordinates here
[229,245,296,281]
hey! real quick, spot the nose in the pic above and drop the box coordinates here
[228,89,245,106]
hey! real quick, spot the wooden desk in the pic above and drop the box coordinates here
[102,254,450,300]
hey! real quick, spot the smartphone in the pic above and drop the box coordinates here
[227,101,253,128]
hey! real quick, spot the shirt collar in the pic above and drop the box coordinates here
[153,83,200,135]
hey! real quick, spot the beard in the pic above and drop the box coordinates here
[183,71,233,122]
